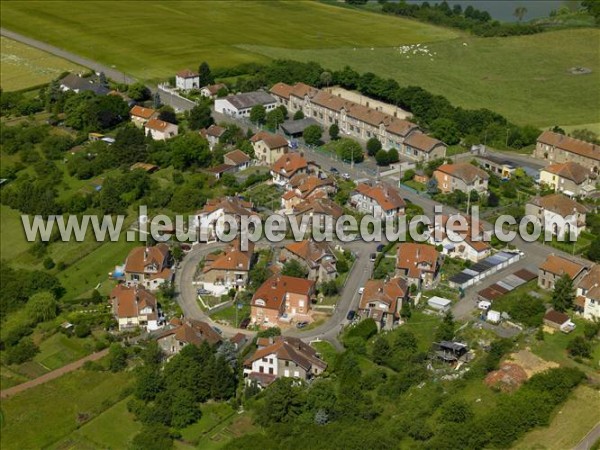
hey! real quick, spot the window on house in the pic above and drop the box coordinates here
[259,366,264,373]
[269,368,274,374]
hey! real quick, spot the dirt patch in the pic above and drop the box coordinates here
[509,349,559,378]
[568,66,592,75]
[485,362,528,392]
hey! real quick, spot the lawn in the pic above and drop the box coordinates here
[56,396,141,450]
[0,369,134,450]
[1,36,84,91]
[33,332,95,371]
[0,205,31,261]
[0,0,456,81]
[242,28,600,128]
[514,385,600,450]
[179,402,236,444]
[210,302,250,328]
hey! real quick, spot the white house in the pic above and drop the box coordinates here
[350,183,405,219]
[144,118,179,140]
[110,284,160,332]
[194,197,258,242]
[176,69,200,91]
[215,91,277,118]
[428,214,492,263]
[525,194,588,239]
[576,265,600,321]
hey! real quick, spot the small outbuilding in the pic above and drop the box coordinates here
[486,310,502,324]
[427,296,452,313]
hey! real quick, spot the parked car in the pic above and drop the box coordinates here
[197,288,211,295]
[212,326,223,335]
[346,310,356,321]
[403,197,413,204]
[239,317,251,329]
[369,253,377,262]
[376,244,385,252]
[296,321,309,329]
[330,167,339,174]
[358,287,365,295]
[342,173,350,180]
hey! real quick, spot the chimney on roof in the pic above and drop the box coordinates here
[144,247,149,260]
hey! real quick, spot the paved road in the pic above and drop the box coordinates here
[0,348,109,399]
[575,422,600,450]
[0,27,196,112]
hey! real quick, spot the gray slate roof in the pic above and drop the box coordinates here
[224,91,276,110]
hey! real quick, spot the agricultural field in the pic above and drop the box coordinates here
[0,369,134,450]
[1,37,84,91]
[0,0,456,80]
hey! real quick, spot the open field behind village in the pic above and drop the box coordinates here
[4,1,598,128]
[0,37,84,91]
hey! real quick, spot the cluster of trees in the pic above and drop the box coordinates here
[127,341,237,448]
[380,1,544,37]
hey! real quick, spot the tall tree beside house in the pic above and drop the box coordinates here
[198,61,214,87]
[25,291,58,323]
[320,71,333,87]
[293,110,305,120]
[266,108,285,131]
[587,235,600,262]
[435,312,455,342]
[375,149,390,166]
[336,138,364,163]
[551,274,575,312]
[153,92,162,109]
[128,82,151,101]
[366,137,382,156]
[281,259,309,278]
[187,103,213,130]
[303,124,323,146]
[158,105,178,124]
[249,105,266,125]
[329,123,340,141]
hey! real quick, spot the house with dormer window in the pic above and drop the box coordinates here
[124,244,172,290]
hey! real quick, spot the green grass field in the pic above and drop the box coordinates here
[0,0,456,81]
[0,369,133,450]
[1,36,84,91]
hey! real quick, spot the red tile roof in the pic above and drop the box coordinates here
[528,194,588,217]
[244,336,326,373]
[130,105,156,119]
[538,131,600,161]
[405,131,445,152]
[539,254,586,278]
[252,275,315,311]
[224,149,251,166]
[543,309,570,325]
[177,69,198,78]
[354,183,405,212]
[359,277,407,316]
[111,285,157,319]
[272,152,308,178]
[145,118,177,131]
[125,244,170,274]
[396,243,440,279]
[435,163,489,184]
[293,197,344,219]
[250,131,289,149]
[543,161,592,184]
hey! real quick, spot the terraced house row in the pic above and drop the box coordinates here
[270,82,446,162]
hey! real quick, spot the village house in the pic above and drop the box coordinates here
[195,196,257,242]
[200,241,255,295]
[243,336,327,388]
[396,243,441,288]
[175,69,200,91]
[433,163,489,194]
[215,91,277,118]
[250,275,315,328]
[129,105,158,128]
[350,183,405,219]
[207,163,235,180]
[59,73,109,95]
[575,265,600,321]
[534,130,600,173]
[200,83,228,99]
[223,149,251,171]
[359,277,409,330]
[292,197,344,226]
[280,240,337,283]
[271,152,308,188]
[157,319,222,355]
[539,161,596,198]
[110,284,160,331]
[473,152,516,180]
[144,118,179,140]
[525,194,588,239]
[230,333,250,351]
[124,244,172,290]
[281,174,336,212]
[543,309,576,333]
[200,124,227,150]
[250,131,289,165]
[269,81,446,161]
[428,214,492,262]
[538,254,588,290]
